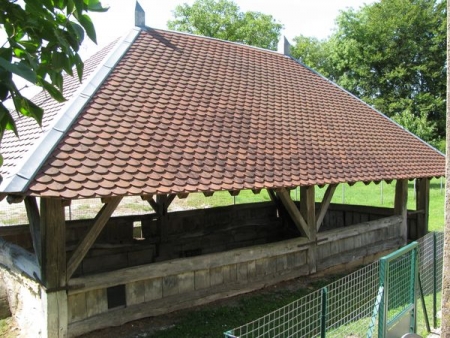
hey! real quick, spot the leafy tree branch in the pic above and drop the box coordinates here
[0,0,108,165]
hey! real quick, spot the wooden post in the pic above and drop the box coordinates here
[40,197,66,289]
[40,197,68,338]
[301,186,317,274]
[394,179,408,243]
[24,196,42,265]
[416,178,430,239]
[156,195,169,242]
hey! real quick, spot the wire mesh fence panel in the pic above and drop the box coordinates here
[417,232,436,328]
[417,234,434,296]
[224,289,322,338]
[435,232,444,292]
[384,248,416,325]
[326,261,380,338]
[416,232,444,331]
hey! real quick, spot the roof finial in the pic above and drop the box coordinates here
[135,1,145,28]
[278,36,291,56]
[281,36,291,56]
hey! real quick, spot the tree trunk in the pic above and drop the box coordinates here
[441,1,450,335]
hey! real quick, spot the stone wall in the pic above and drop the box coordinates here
[0,268,44,337]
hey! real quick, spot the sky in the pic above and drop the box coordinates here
[83,0,376,56]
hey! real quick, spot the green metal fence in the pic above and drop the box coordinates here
[376,242,419,338]
[417,232,444,331]
[224,232,443,338]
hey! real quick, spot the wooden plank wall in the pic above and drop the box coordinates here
[66,215,403,337]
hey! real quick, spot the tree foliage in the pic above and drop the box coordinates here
[291,0,447,144]
[0,0,108,159]
[167,0,283,50]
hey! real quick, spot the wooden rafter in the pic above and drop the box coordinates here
[67,196,122,279]
[24,196,42,265]
[316,184,337,231]
[276,188,310,238]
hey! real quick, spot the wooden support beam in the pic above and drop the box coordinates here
[267,189,278,203]
[24,196,42,265]
[300,186,317,273]
[203,191,214,197]
[146,196,160,214]
[394,179,408,243]
[40,197,66,288]
[67,197,122,279]
[316,184,337,231]
[177,193,189,199]
[276,188,310,238]
[251,189,261,194]
[415,178,430,239]
[166,194,176,207]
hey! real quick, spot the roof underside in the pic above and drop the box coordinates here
[0,28,445,199]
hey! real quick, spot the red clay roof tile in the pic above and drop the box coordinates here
[0,28,445,199]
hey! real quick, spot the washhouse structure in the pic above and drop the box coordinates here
[0,9,445,338]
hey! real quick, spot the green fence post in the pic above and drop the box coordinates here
[321,287,327,338]
[378,257,387,338]
[418,273,431,333]
[433,232,437,329]
[411,246,418,333]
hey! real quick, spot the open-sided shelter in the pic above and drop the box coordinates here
[0,8,445,337]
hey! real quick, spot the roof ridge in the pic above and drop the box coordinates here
[0,27,142,195]
[146,26,289,58]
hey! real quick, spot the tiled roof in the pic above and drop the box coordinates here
[0,28,445,199]
[0,37,119,181]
